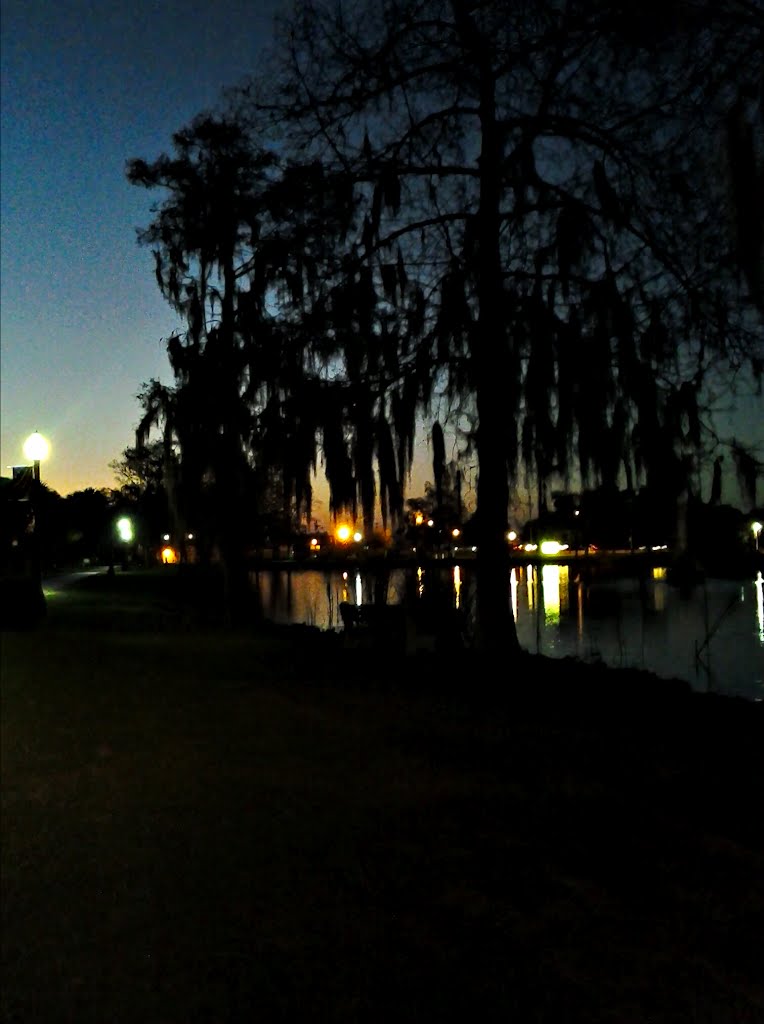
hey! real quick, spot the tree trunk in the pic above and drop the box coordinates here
[466,10,520,655]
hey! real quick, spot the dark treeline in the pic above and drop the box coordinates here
[125,0,763,647]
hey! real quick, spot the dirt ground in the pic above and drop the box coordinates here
[2,569,763,1023]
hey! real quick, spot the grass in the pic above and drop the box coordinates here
[2,568,763,1023]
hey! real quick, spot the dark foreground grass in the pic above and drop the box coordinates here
[2,569,763,1023]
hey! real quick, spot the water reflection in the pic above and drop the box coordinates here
[454,565,462,610]
[250,564,763,700]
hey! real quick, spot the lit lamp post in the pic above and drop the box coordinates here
[20,432,50,621]
[753,522,762,552]
[22,431,50,484]
[108,515,134,575]
[116,516,133,571]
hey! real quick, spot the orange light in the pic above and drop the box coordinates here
[335,525,352,542]
[415,513,424,525]
[161,546,178,564]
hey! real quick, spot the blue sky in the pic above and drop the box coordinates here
[0,0,438,521]
[1,1,290,491]
[1,0,760,515]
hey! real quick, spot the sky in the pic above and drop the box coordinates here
[1,0,761,516]
[0,0,445,522]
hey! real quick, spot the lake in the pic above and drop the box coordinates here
[252,563,764,702]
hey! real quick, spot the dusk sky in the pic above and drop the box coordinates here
[1,0,761,512]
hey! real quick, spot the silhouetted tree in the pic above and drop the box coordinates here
[237,0,762,649]
[127,117,301,617]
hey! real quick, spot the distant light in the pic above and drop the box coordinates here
[163,533,170,541]
[540,541,569,556]
[524,543,538,552]
[310,537,319,548]
[507,530,517,542]
[574,510,580,517]
[116,517,133,542]
[427,519,434,527]
[452,528,461,538]
[414,513,424,525]
[353,531,363,543]
[23,431,50,462]
[753,522,762,538]
[336,525,351,542]
[161,546,178,564]
[187,533,194,540]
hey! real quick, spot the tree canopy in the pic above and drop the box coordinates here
[128,0,763,646]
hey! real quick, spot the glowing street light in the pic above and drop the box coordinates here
[753,521,762,551]
[22,431,50,483]
[116,517,134,542]
[19,432,50,609]
[108,516,134,575]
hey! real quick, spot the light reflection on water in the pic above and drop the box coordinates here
[251,564,764,701]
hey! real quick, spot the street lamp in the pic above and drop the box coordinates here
[753,522,762,552]
[22,431,50,483]
[19,432,50,618]
[116,517,134,543]
[108,516,134,575]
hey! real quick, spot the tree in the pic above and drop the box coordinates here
[127,116,305,616]
[236,0,762,650]
[127,113,422,610]
[110,440,172,558]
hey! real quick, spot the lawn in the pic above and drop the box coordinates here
[2,569,763,1022]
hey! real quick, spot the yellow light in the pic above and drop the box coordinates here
[23,431,50,463]
[427,519,434,527]
[310,537,319,547]
[540,540,569,556]
[161,546,178,564]
[452,528,461,538]
[336,525,351,542]
[453,565,462,608]
[524,543,538,552]
[507,530,517,542]
[542,564,561,624]
[415,513,424,525]
[353,531,363,543]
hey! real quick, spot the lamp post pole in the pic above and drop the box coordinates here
[21,432,50,623]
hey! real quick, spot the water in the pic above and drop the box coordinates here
[251,563,764,702]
